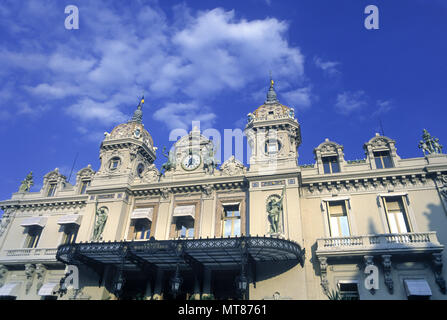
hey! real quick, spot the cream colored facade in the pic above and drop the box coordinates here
[0,83,446,300]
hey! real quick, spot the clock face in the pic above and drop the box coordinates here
[181,154,201,171]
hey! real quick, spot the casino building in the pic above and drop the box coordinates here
[0,81,446,300]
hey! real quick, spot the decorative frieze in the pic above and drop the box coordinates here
[261,180,285,187]
[97,194,115,200]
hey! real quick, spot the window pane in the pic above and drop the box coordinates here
[339,216,350,237]
[180,226,187,238]
[329,217,340,237]
[47,184,56,197]
[388,212,399,233]
[331,161,340,173]
[375,157,384,169]
[396,212,409,233]
[383,155,393,168]
[224,220,232,237]
[323,161,331,174]
[233,219,241,236]
[187,228,194,238]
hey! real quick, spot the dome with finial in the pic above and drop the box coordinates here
[104,97,154,148]
[247,78,295,123]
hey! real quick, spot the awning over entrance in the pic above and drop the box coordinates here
[131,208,153,221]
[173,205,195,219]
[56,236,305,273]
[38,282,60,296]
[404,279,432,297]
[20,217,47,228]
[0,282,21,297]
[57,214,82,225]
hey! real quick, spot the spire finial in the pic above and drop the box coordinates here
[130,95,145,123]
[265,73,279,104]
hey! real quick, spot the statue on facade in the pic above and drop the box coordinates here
[0,209,14,238]
[18,172,34,192]
[266,185,286,234]
[203,143,218,175]
[92,205,108,241]
[419,129,443,155]
[160,146,176,177]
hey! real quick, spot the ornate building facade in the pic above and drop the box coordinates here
[0,82,446,300]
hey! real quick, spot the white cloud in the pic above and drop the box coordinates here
[373,99,393,116]
[314,56,340,76]
[0,4,308,134]
[153,102,216,131]
[335,91,367,115]
[66,97,128,125]
[282,87,312,110]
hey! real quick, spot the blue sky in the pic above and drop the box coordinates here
[0,0,446,207]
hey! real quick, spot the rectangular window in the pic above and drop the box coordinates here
[338,282,359,300]
[80,180,91,194]
[327,201,350,237]
[383,197,410,233]
[374,151,393,169]
[47,183,57,197]
[131,219,151,240]
[25,226,42,248]
[222,205,241,237]
[62,224,79,244]
[176,217,194,239]
[322,156,340,174]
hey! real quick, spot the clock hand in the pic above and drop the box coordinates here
[188,157,193,166]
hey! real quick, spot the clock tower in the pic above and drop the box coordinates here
[245,79,302,173]
[163,127,218,178]
[93,98,157,185]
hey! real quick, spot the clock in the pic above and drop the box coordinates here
[181,154,201,171]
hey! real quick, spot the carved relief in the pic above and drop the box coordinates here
[25,263,36,294]
[142,164,160,183]
[437,174,447,202]
[318,257,329,294]
[160,187,170,200]
[381,255,394,294]
[220,156,247,176]
[0,265,7,288]
[432,253,446,294]
[35,264,47,293]
[202,184,214,198]
[0,208,15,238]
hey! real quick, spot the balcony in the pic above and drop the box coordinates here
[0,248,58,264]
[316,232,444,258]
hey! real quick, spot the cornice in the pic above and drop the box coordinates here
[301,166,442,185]
[0,195,88,210]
